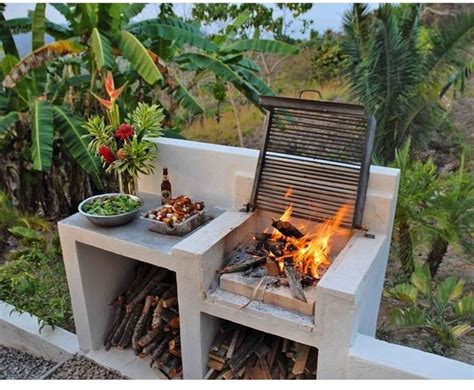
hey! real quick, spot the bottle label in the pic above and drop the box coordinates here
[161,190,171,203]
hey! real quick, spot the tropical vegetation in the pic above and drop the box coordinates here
[0,2,472,360]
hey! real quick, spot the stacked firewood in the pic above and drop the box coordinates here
[104,262,182,379]
[205,321,317,380]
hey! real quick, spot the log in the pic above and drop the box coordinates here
[151,286,177,329]
[305,347,318,375]
[243,355,257,379]
[265,258,281,276]
[271,219,304,238]
[139,335,162,358]
[228,332,264,374]
[169,335,181,352]
[258,357,272,379]
[138,323,165,348]
[117,303,143,349]
[128,268,168,308]
[255,343,271,360]
[126,267,159,304]
[208,358,225,371]
[132,295,157,351]
[167,356,182,378]
[162,296,178,308]
[149,334,172,368]
[204,368,215,380]
[284,262,307,302]
[124,263,152,301]
[111,308,133,346]
[157,350,173,369]
[225,327,241,360]
[217,256,266,274]
[292,344,311,375]
[104,296,125,350]
[267,336,281,368]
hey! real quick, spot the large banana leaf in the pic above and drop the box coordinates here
[0,17,72,40]
[89,28,114,70]
[170,80,204,115]
[233,66,274,96]
[31,3,46,93]
[222,39,298,55]
[52,105,102,188]
[30,100,54,171]
[32,3,45,50]
[118,31,163,85]
[0,9,19,57]
[0,111,18,134]
[98,3,122,35]
[122,4,146,27]
[128,20,217,52]
[176,53,260,105]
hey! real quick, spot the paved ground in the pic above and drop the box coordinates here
[0,346,56,379]
[0,346,127,380]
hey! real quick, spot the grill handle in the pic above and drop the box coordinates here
[299,89,323,100]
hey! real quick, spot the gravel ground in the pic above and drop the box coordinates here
[0,346,56,379]
[46,355,126,380]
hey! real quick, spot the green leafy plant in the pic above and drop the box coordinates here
[311,30,347,83]
[391,141,440,276]
[0,231,73,331]
[386,264,473,349]
[343,3,474,163]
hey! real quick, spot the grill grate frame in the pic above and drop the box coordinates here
[250,96,376,230]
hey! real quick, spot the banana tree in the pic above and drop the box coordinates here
[0,4,103,217]
[129,9,298,145]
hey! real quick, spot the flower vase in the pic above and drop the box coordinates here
[118,172,138,196]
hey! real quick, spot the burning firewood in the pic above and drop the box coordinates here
[284,261,307,302]
[271,219,304,239]
[217,255,267,274]
[207,320,317,380]
[103,262,182,379]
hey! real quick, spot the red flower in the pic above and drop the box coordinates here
[98,145,115,164]
[115,123,134,141]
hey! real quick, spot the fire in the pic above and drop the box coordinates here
[270,204,293,241]
[289,205,350,279]
[284,187,293,199]
[271,201,350,279]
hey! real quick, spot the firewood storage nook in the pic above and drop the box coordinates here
[58,96,400,379]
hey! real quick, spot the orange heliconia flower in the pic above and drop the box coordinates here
[92,72,127,111]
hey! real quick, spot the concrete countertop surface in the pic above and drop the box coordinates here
[59,192,222,256]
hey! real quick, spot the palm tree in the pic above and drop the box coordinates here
[343,3,474,163]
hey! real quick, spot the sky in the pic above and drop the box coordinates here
[4,3,376,56]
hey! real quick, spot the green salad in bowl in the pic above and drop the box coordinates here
[79,193,143,227]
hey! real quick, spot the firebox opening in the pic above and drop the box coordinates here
[206,318,318,379]
[216,208,354,317]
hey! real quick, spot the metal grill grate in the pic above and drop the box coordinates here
[250,96,376,230]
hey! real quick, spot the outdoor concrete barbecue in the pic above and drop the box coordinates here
[58,97,400,379]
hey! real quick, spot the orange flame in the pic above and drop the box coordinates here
[285,187,293,199]
[290,204,350,279]
[268,190,350,279]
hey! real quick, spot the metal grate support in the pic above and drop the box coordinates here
[250,96,376,230]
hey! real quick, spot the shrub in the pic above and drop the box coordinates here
[386,264,473,350]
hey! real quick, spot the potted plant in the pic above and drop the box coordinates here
[83,72,164,195]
